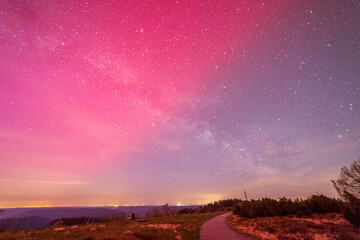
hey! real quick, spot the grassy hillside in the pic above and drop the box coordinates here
[0,212,223,240]
[228,212,360,240]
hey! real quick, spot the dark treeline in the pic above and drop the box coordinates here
[234,194,342,218]
[177,199,241,214]
[198,199,241,213]
[178,194,343,219]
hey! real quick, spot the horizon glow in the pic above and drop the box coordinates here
[1,1,359,208]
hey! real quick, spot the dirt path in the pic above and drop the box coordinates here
[200,212,251,240]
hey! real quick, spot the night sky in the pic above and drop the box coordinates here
[1,1,359,208]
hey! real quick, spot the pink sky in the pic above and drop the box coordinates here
[1,1,359,207]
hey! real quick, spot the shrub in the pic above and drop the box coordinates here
[305,194,342,214]
[279,197,297,215]
[342,192,360,226]
[178,208,196,214]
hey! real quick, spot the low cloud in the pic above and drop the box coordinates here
[0,178,87,185]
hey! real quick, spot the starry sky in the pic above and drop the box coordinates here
[0,0,359,208]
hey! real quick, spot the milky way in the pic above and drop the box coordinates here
[0,1,359,207]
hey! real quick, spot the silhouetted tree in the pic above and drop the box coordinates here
[332,159,360,199]
[131,212,135,220]
[163,203,172,216]
[332,159,360,226]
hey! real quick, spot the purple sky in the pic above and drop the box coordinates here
[0,0,359,207]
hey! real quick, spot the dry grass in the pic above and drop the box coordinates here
[0,212,223,240]
[227,212,360,240]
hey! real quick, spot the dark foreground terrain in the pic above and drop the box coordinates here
[0,212,222,240]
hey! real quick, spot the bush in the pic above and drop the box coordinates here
[279,197,297,215]
[342,192,360,226]
[178,208,196,214]
[305,194,342,214]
